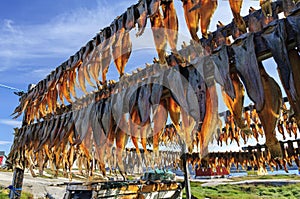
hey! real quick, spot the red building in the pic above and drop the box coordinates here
[195,166,229,179]
[0,151,4,165]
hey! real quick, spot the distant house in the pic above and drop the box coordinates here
[0,151,5,165]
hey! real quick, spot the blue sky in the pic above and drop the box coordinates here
[2,0,286,157]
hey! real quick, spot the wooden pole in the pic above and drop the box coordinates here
[9,167,24,199]
[9,110,27,199]
[181,142,191,199]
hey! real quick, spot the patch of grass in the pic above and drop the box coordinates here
[182,182,300,199]
[231,174,300,182]
[0,186,33,199]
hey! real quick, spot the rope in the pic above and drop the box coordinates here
[6,185,22,196]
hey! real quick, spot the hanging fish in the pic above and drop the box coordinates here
[257,62,283,158]
[199,0,218,39]
[181,0,200,42]
[126,5,135,30]
[87,35,101,87]
[211,45,235,100]
[111,14,133,77]
[101,98,114,136]
[282,0,296,16]
[83,40,96,88]
[135,0,148,37]
[161,0,179,53]
[229,0,246,33]
[262,20,297,102]
[61,71,73,104]
[213,21,231,47]
[248,7,263,33]
[287,14,300,52]
[137,83,151,125]
[69,68,77,98]
[147,0,160,17]
[231,33,265,111]
[150,10,167,64]
[198,56,219,157]
[99,27,112,85]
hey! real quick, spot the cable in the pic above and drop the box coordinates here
[0,83,25,96]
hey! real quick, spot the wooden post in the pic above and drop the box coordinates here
[9,167,24,199]
[9,107,27,199]
[181,142,191,199]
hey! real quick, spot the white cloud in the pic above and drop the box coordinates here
[0,119,22,127]
[0,141,11,145]
[0,1,131,71]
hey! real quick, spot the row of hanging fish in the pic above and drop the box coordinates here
[187,139,300,173]
[209,5,300,160]
[11,0,287,124]
[10,0,161,123]
[277,102,300,140]
[122,149,182,174]
[8,8,300,171]
[7,2,300,177]
[216,102,300,147]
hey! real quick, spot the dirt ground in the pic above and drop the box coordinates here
[0,171,70,198]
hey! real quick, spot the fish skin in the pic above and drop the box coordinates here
[167,95,181,139]
[128,82,140,115]
[90,101,105,147]
[147,0,160,17]
[69,69,77,98]
[229,0,246,33]
[260,0,273,17]
[186,66,206,123]
[211,45,235,100]
[150,72,164,109]
[262,20,297,102]
[88,38,101,86]
[248,8,263,33]
[61,72,73,104]
[214,21,231,47]
[287,15,300,52]
[200,0,218,38]
[197,56,219,157]
[79,104,93,142]
[77,64,88,94]
[199,84,219,157]
[150,11,167,64]
[112,89,128,133]
[167,66,189,113]
[49,116,61,145]
[112,15,126,77]
[137,83,151,125]
[222,72,250,134]
[101,98,114,136]
[112,19,132,78]
[126,5,135,31]
[258,62,283,158]
[115,128,128,179]
[35,119,54,151]
[232,33,265,111]
[282,0,295,16]
[136,0,148,37]
[161,0,179,53]
[181,0,200,42]
[81,41,96,88]
[286,50,300,132]
[49,114,67,148]
[99,27,112,85]
[83,59,95,88]
[152,99,168,155]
